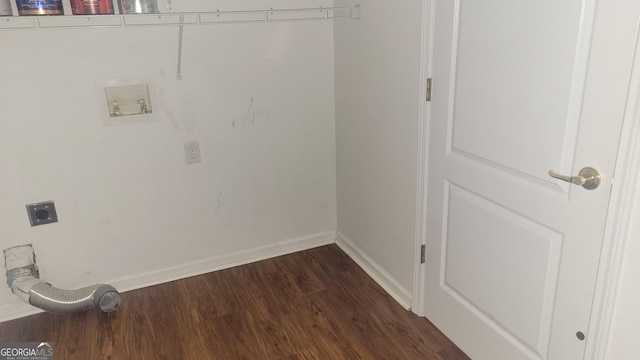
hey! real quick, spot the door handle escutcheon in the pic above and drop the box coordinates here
[548,167,601,190]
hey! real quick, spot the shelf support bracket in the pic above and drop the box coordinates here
[176,14,184,80]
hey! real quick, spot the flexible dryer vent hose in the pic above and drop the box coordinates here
[29,282,120,313]
[4,245,121,314]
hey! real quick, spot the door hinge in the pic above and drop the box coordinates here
[420,244,426,264]
[426,78,432,102]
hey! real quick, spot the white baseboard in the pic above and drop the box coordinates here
[0,230,337,323]
[1,230,414,322]
[112,230,337,293]
[336,231,413,310]
[0,303,42,323]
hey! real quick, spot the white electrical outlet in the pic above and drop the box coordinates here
[184,140,201,164]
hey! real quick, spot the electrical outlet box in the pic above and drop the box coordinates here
[184,141,201,164]
[26,201,58,227]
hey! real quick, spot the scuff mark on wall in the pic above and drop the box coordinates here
[233,98,255,129]
[243,97,254,125]
[165,109,181,131]
[156,88,182,130]
[214,192,223,214]
[82,270,93,281]
[232,98,269,130]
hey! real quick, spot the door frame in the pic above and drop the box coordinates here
[411,1,640,358]
[412,0,434,316]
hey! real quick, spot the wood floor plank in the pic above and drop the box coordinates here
[0,244,470,360]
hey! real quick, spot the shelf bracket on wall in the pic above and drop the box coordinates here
[176,14,184,80]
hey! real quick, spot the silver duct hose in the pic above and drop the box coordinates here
[4,245,121,314]
[28,282,120,313]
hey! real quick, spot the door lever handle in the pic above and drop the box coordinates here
[548,170,587,186]
[548,167,601,190]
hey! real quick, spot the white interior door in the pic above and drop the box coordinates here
[422,1,640,359]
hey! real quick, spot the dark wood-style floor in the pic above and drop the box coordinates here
[0,245,469,359]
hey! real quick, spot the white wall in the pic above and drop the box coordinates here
[0,0,337,320]
[333,0,424,306]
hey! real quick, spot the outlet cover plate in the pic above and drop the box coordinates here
[26,201,58,227]
[184,140,202,164]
